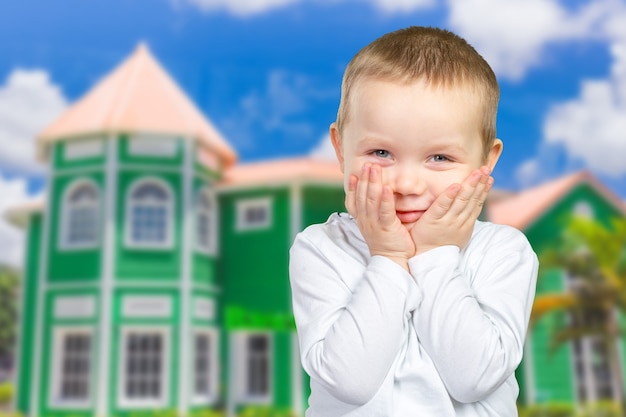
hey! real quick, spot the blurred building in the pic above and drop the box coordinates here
[489,171,626,405]
[6,44,343,417]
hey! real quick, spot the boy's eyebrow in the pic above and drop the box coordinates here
[356,136,395,148]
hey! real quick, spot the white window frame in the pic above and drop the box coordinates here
[125,177,174,250]
[235,197,272,232]
[128,134,179,158]
[191,327,219,405]
[117,326,170,409]
[49,326,94,409]
[64,137,104,161]
[195,187,218,254]
[59,179,100,251]
[234,331,273,404]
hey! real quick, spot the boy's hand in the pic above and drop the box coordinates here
[410,166,493,255]
[346,164,415,270]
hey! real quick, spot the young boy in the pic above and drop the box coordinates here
[289,26,538,416]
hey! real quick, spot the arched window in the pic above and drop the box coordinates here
[195,188,216,254]
[61,180,99,249]
[126,179,173,248]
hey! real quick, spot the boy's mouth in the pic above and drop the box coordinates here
[396,210,425,224]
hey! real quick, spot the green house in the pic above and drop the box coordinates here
[489,171,626,405]
[8,44,345,417]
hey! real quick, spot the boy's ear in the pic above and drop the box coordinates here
[486,138,503,172]
[330,122,345,173]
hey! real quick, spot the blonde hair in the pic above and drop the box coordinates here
[336,26,499,160]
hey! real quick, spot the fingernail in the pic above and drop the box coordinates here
[481,166,491,175]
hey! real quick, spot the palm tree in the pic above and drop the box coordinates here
[530,215,626,409]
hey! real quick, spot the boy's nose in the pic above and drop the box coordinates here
[392,168,426,196]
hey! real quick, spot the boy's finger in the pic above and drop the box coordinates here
[355,164,371,217]
[379,185,396,225]
[365,165,383,218]
[345,175,358,218]
[427,183,460,220]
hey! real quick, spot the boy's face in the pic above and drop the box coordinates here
[331,78,502,230]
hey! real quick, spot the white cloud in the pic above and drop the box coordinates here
[447,0,611,80]
[179,0,300,16]
[543,40,626,178]
[179,0,435,16]
[310,132,337,160]
[222,69,333,154]
[0,69,67,175]
[368,0,435,13]
[0,175,31,268]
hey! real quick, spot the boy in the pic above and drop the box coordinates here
[289,26,538,416]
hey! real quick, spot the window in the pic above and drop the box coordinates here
[192,328,219,404]
[61,180,99,249]
[119,328,169,407]
[196,188,217,254]
[126,179,173,248]
[236,197,272,231]
[571,307,616,402]
[128,134,178,157]
[236,332,271,402]
[573,201,594,219]
[50,327,93,408]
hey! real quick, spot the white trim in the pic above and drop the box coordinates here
[117,326,171,409]
[235,197,272,232]
[64,138,104,161]
[233,331,273,405]
[31,181,54,417]
[122,295,172,318]
[194,186,218,255]
[54,296,96,319]
[194,297,216,321]
[191,327,219,405]
[45,280,220,293]
[58,178,100,251]
[178,137,193,414]
[291,332,303,415]
[128,134,178,157]
[124,176,175,250]
[96,135,117,417]
[49,326,94,409]
[289,184,302,242]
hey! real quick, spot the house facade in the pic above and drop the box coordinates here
[9,45,344,417]
[490,171,626,406]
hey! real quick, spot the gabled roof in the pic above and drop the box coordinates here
[221,157,343,187]
[487,171,626,230]
[37,43,237,167]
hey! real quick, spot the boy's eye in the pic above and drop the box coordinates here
[373,150,391,158]
[432,154,449,162]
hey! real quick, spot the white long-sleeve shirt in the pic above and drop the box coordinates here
[289,213,538,416]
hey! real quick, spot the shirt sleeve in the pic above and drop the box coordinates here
[408,224,538,403]
[289,231,421,405]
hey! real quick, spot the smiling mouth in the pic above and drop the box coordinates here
[396,210,425,223]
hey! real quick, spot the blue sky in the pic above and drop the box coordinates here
[1,0,626,266]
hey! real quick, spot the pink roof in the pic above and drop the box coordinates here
[221,158,343,187]
[37,43,237,167]
[488,170,626,230]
